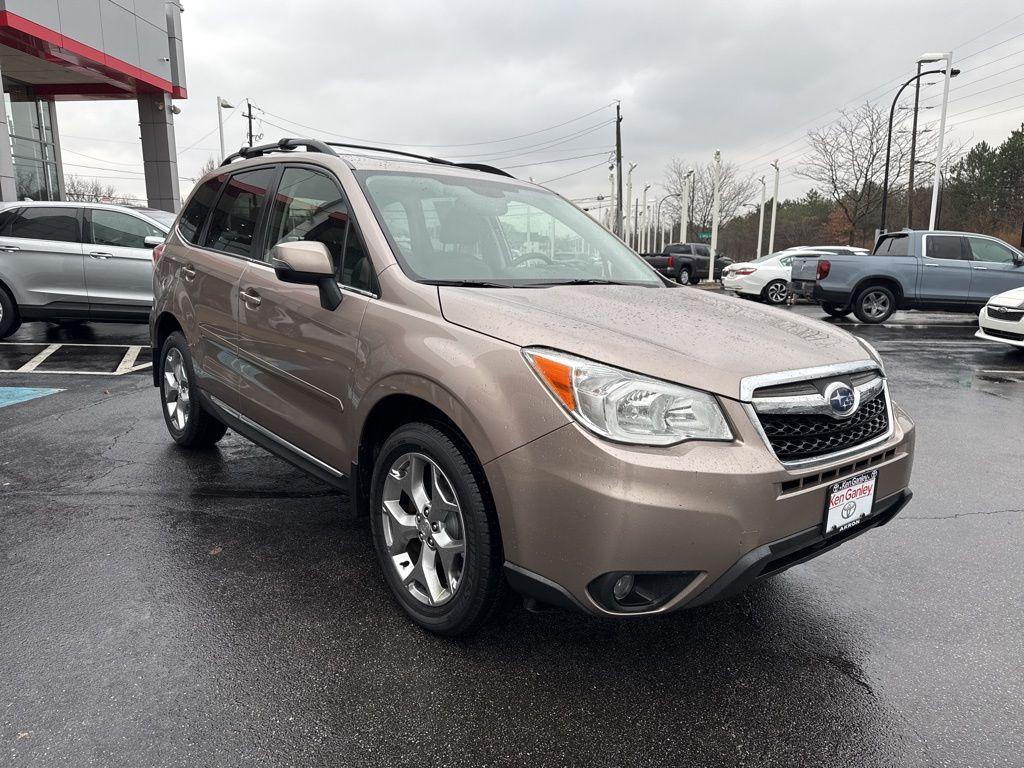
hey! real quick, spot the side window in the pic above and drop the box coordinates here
[697,245,710,257]
[203,167,276,257]
[967,236,1015,264]
[9,207,80,242]
[0,208,18,235]
[780,256,793,267]
[265,167,376,293]
[875,234,909,255]
[178,175,225,243]
[925,235,965,261]
[89,210,163,249]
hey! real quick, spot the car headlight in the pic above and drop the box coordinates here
[855,336,885,375]
[523,348,733,446]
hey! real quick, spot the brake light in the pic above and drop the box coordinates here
[152,243,165,264]
[666,255,674,269]
[735,267,757,276]
[817,259,831,280]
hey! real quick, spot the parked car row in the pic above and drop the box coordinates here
[0,201,172,338]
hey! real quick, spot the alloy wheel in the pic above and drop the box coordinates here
[862,291,891,320]
[162,347,191,432]
[766,281,788,304]
[679,270,690,285]
[381,452,467,607]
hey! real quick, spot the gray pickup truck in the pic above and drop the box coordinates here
[790,229,1024,323]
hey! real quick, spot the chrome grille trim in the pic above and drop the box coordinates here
[751,375,884,417]
[739,360,880,402]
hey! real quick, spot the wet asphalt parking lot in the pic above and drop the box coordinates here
[1,304,1022,767]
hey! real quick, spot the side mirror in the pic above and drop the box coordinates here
[1014,253,1024,267]
[271,241,342,311]
[144,235,165,248]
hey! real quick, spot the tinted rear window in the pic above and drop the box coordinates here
[874,234,908,255]
[203,167,276,257]
[178,175,226,243]
[9,207,79,242]
[925,235,965,260]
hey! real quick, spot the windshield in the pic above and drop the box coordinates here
[356,170,662,287]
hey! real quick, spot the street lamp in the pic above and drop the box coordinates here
[756,176,766,258]
[216,97,234,160]
[879,62,959,233]
[625,162,637,246]
[655,193,677,253]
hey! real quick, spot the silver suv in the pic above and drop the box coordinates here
[0,201,172,338]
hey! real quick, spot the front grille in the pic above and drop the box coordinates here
[987,307,1024,323]
[984,326,1024,341]
[757,395,889,462]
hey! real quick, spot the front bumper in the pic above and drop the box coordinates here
[485,399,915,616]
[977,306,1024,347]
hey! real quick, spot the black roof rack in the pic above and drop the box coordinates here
[219,136,514,179]
[221,137,337,166]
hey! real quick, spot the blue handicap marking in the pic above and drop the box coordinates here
[0,387,63,409]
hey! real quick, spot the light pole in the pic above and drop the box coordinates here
[756,175,766,258]
[640,183,651,252]
[768,159,780,254]
[625,162,637,246]
[921,51,954,231]
[607,167,616,230]
[709,150,721,282]
[680,168,693,244]
[879,62,958,233]
[216,96,234,160]
[655,194,675,253]
[907,62,922,228]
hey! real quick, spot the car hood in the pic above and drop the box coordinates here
[989,286,1024,306]
[438,285,872,401]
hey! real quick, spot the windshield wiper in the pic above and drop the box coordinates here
[529,278,639,286]
[422,279,513,288]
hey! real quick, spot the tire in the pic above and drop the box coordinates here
[677,267,691,286]
[853,285,897,324]
[0,286,22,339]
[821,302,852,318]
[158,331,228,448]
[370,422,507,636]
[762,279,789,305]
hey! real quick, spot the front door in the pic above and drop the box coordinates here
[966,235,1024,302]
[0,206,86,315]
[83,207,165,315]
[918,234,972,304]
[234,165,376,474]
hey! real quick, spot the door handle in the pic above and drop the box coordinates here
[239,289,262,307]
[974,266,989,270]
[181,264,196,280]
[89,252,113,260]
[0,245,19,253]
[925,263,940,267]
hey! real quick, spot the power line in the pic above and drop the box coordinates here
[504,151,613,170]
[540,159,609,185]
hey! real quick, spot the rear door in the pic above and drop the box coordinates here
[919,234,972,304]
[966,235,1024,302]
[234,164,375,473]
[0,206,86,314]
[83,208,166,314]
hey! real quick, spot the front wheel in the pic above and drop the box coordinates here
[821,302,852,318]
[159,332,228,447]
[853,285,896,324]
[762,279,789,305]
[370,423,507,636]
[0,286,21,339]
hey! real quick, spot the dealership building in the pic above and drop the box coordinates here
[0,0,186,211]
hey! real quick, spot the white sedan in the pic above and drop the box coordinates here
[722,251,818,305]
[976,286,1024,349]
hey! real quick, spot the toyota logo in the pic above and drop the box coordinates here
[841,501,857,519]
[824,382,858,417]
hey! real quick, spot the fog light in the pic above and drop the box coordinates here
[612,574,635,601]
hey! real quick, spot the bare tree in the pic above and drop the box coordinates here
[663,158,756,242]
[64,174,132,205]
[198,156,218,177]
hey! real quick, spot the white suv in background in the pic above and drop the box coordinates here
[0,201,171,338]
[977,286,1024,348]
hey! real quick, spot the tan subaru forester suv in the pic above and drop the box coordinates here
[151,138,915,636]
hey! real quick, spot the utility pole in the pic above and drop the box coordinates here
[768,159,780,254]
[245,99,256,147]
[756,175,766,258]
[625,162,637,245]
[680,169,693,244]
[633,199,640,249]
[907,62,922,228]
[614,102,623,237]
[607,170,616,230]
[929,51,953,230]
[709,150,722,282]
[216,97,234,160]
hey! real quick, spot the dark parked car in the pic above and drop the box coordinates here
[641,243,734,284]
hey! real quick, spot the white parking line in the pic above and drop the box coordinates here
[113,346,143,375]
[17,344,61,372]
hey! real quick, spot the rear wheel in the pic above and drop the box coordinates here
[159,332,228,447]
[0,286,21,339]
[853,285,896,324]
[821,302,852,318]
[370,423,507,636]
[762,279,789,305]
[677,267,691,286]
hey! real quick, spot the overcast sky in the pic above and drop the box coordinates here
[57,0,1024,211]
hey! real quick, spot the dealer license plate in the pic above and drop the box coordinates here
[824,470,878,535]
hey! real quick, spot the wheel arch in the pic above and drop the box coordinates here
[852,275,904,305]
[151,312,185,386]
